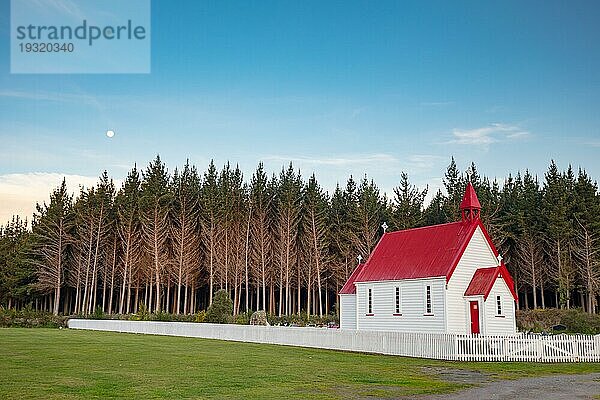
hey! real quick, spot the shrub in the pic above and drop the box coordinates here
[234,311,252,325]
[267,312,339,327]
[517,308,600,334]
[92,305,105,320]
[0,307,68,328]
[151,310,172,321]
[250,310,268,325]
[131,302,150,321]
[205,290,233,324]
[561,310,600,334]
[195,310,206,323]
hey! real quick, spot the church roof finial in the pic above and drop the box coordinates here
[460,182,481,222]
[460,182,481,210]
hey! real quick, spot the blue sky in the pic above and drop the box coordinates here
[1,0,600,221]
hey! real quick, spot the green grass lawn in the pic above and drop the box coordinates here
[1,328,599,399]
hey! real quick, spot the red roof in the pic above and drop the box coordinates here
[354,220,496,282]
[340,183,518,302]
[460,182,481,210]
[339,263,365,294]
[464,263,518,301]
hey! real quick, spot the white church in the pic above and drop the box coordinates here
[339,183,518,335]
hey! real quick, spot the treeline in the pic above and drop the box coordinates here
[0,156,599,316]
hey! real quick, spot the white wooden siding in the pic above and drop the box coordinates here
[446,226,499,334]
[355,278,446,333]
[339,294,357,329]
[483,277,517,335]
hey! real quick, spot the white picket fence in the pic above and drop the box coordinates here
[68,319,600,362]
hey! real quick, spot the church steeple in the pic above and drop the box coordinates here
[460,182,481,222]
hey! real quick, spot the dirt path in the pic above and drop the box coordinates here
[420,372,600,400]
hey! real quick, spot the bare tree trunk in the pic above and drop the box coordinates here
[261,255,266,312]
[209,221,215,306]
[541,281,546,309]
[183,274,189,314]
[74,254,82,314]
[53,218,65,315]
[148,274,154,313]
[166,283,171,314]
[297,270,301,315]
[191,286,195,313]
[119,225,134,314]
[108,236,117,314]
[278,269,283,316]
[82,223,94,314]
[245,205,251,312]
[325,281,329,315]
[90,205,105,314]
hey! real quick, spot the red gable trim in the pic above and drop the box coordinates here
[464,264,518,301]
[499,262,518,302]
[339,263,365,294]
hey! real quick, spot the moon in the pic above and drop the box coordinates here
[106,130,115,138]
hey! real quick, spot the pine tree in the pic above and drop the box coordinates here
[115,165,142,314]
[329,178,358,285]
[92,172,115,313]
[200,160,219,305]
[422,189,449,225]
[250,163,272,312]
[392,172,427,230]
[275,163,301,315]
[543,160,574,308]
[140,155,172,312]
[443,156,462,220]
[352,176,385,260]
[31,179,74,315]
[71,187,93,314]
[228,165,246,315]
[496,174,522,276]
[170,161,200,314]
[0,216,33,309]
[302,174,329,316]
[515,171,545,309]
[572,168,600,313]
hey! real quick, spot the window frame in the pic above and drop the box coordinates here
[393,286,402,316]
[424,284,433,316]
[366,287,374,316]
[496,295,504,317]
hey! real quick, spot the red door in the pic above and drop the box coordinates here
[469,301,480,334]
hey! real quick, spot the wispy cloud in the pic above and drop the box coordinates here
[0,90,97,104]
[406,154,445,171]
[0,172,120,224]
[582,140,600,147]
[350,107,368,118]
[420,101,454,107]
[0,89,109,120]
[27,0,86,20]
[448,123,530,145]
[262,153,447,176]
[485,105,508,114]
[263,153,399,168]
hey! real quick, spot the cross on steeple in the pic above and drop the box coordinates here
[357,255,363,264]
[381,222,388,233]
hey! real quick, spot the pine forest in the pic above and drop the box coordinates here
[1,156,599,317]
